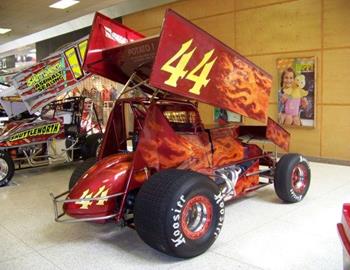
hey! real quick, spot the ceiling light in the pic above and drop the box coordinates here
[0,28,11,34]
[49,0,80,9]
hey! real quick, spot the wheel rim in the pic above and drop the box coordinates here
[180,195,213,240]
[0,158,9,180]
[291,163,309,194]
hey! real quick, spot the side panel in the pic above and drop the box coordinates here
[210,126,245,168]
[266,117,290,151]
[150,9,272,122]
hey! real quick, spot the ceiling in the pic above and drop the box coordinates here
[0,0,128,44]
[0,0,175,56]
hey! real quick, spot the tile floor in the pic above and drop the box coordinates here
[0,161,348,269]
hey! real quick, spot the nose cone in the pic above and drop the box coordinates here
[63,153,132,220]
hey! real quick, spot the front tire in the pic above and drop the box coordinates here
[0,151,14,187]
[69,158,96,190]
[134,169,225,258]
[274,153,311,203]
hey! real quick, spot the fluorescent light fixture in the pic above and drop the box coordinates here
[0,28,11,34]
[49,0,80,9]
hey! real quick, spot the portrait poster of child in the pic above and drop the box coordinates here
[276,57,315,127]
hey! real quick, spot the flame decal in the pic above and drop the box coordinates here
[213,53,272,122]
[266,118,290,151]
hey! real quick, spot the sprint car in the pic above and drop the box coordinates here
[51,10,311,258]
[0,96,103,186]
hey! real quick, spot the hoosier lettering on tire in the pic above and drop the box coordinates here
[274,153,311,203]
[134,169,224,258]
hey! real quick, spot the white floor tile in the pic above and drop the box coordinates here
[0,226,33,262]
[0,252,58,270]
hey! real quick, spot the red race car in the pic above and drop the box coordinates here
[51,10,311,258]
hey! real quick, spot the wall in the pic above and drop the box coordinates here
[123,0,350,161]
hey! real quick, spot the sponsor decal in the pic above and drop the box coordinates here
[9,123,61,141]
[26,62,64,92]
[214,192,225,238]
[290,188,303,201]
[103,26,131,44]
[171,195,186,247]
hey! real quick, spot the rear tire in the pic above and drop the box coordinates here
[274,153,311,203]
[69,158,96,190]
[0,151,14,187]
[134,169,225,258]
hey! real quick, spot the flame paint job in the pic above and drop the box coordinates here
[266,118,290,151]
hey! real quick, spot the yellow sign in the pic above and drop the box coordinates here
[9,123,61,141]
[26,62,64,92]
[78,40,88,61]
[64,48,83,80]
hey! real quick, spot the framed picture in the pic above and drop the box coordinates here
[276,57,316,128]
[214,108,242,125]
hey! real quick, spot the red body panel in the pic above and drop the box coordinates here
[266,117,290,151]
[338,204,350,269]
[65,153,132,219]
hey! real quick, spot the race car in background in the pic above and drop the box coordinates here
[0,96,103,187]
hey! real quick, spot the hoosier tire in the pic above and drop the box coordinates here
[274,153,311,203]
[0,151,14,187]
[134,169,225,258]
[69,158,96,190]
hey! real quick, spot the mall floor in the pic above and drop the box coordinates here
[0,161,347,270]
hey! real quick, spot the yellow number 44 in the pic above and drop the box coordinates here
[75,185,109,209]
[161,39,217,95]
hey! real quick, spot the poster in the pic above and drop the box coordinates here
[277,57,315,127]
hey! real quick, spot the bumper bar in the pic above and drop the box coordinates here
[50,190,124,223]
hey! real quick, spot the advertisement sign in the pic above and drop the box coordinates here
[277,57,316,127]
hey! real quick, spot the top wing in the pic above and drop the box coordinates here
[149,10,272,122]
[84,10,272,122]
[83,12,146,83]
